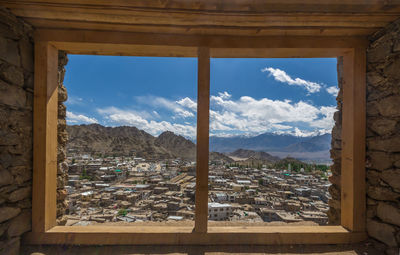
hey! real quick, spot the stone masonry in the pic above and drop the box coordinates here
[365,18,400,253]
[0,7,34,255]
[57,52,68,221]
[327,57,343,225]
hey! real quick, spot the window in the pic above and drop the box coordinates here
[30,32,366,245]
[60,55,198,226]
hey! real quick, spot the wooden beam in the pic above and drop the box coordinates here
[4,0,400,13]
[34,29,368,57]
[194,47,210,233]
[211,48,352,58]
[341,47,366,232]
[33,41,58,232]
[22,226,366,245]
[5,5,397,28]
[24,18,379,37]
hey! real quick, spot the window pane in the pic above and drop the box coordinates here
[58,55,197,226]
[208,58,338,226]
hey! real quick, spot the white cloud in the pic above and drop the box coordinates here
[326,86,339,96]
[95,92,336,138]
[67,111,98,124]
[176,97,197,111]
[217,91,231,100]
[135,95,196,119]
[97,107,196,138]
[309,106,337,130]
[261,67,322,93]
[66,96,84,105]
[209,92,336,137]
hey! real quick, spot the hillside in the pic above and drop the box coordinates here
[67,124,173,159]
[67,124,230,162]
[155,131,196,160]
[210,132,332,162]
[228,149,280,162]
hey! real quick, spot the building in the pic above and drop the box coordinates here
[208,203,233,221]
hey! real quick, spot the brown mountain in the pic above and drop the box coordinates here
[67,124,173,159]
[229,149,280,162]
[66,124,231,163]
[155,131,196,160]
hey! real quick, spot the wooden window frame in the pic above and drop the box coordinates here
[28,29,367,245]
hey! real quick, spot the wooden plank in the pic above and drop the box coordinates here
[211,48,352,58]
[35,29,368,51]
[194,47,210,233]
[341,47,366,232]
[22,226,366,245]
[5,5,397,28]
[3,0,400,13]
[24,18,379,37]
[44,43,198,57]
[33,41,58,232]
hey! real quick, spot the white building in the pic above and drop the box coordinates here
[208,202,232,221]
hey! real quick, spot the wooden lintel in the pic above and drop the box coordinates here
[35,29,368,53]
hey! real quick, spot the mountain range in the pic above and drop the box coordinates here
[67,124,332,163]
[67,124,233,162]
[210,132,331,162]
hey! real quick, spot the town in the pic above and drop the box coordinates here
[59,152,331,226]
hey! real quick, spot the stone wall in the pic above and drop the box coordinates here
[327,57,343,225]
[365,18,400,253]
[57,52,68,221]
[0,7,33,255]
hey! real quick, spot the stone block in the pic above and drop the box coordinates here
[0,168,13,187]
[368,136,400,152]
[367,101,380,116]
[18,38,33,72]
[377,202,400,227]
[369,118,397,136]
[367,71,385,85]
[58,103,66,118]
[0,63,24,87]
[7,210,30,237]
[367,36,392,63]
[384,57,400,80]
[367,219,398,247]
[0,207,20,223]
[366,170,381,186]
[0,80,26,109]
[58,162,68,175]
[377,95,400,117]
[367,151,393,170]
[328,184,340,200]
[367,185,400,202]
[381,169,400,190]
[10,166,31,185]
[58,84,68,102]
[0,37,20,67]
[8,186,30,203]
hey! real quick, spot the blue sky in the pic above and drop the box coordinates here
[65,55,338,138]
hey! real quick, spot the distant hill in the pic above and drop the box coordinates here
[67,124,231,162]
[210,132,332,162]
[228,149,280,162]
[155,131,196,160]
[282,134,331,152]
[67,124,172,159]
